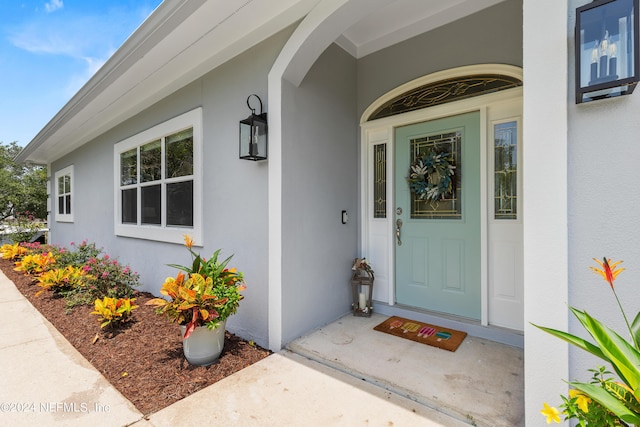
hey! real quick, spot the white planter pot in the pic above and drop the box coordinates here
[179,319,226,366]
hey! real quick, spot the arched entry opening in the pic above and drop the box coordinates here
[360,64,524,345]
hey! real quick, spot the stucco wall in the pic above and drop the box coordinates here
[276,0,523,346]
[356,0,523,119]
[280,43,358,345]
[48,27,295,348]
[568,0,640,385]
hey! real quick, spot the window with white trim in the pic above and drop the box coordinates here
[114,108,202,244]
[54,165,74,222]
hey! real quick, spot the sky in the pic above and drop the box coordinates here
[0,0,163,147]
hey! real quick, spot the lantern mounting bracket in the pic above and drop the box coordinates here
[247,94,263,116]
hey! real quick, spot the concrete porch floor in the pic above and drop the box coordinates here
[287,313,524,427]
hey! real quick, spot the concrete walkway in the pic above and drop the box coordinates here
[288,314,525,426]
[145,351,467,426]
[0,269,468,426]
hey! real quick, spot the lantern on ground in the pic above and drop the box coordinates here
[350,258,374,317]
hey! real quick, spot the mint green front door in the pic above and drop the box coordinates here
[395,112,481,320]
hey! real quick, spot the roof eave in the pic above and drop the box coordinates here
[16,0,318,165]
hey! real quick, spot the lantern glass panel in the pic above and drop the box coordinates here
[239,115,267,160]
[577,0,639,102]
[239,121,251,157]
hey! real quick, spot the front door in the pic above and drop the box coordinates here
[394,112,481,320]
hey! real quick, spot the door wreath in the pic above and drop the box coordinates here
[407,150,456,202]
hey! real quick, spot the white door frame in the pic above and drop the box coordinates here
[360,64,523,329]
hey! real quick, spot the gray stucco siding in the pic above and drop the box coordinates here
[567,0,640,384]
[280,43,359,345]
[48,26,295,348]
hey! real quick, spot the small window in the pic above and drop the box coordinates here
[494,121,518,220]
[373,144,387,218]
[54,165,74,222]
[114,108,202,244]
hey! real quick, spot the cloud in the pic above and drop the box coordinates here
[7,3,159,98]
[8,8,134,59]
[10,22,79,56]
[44,0,63,13]
[63,55,111,98]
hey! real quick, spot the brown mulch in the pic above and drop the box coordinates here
[0,258,271,416]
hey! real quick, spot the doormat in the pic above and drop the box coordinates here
[373,316,467,352]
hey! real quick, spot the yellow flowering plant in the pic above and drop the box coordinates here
[13,252,56,275]
[0,243,28,260]
[91,297,138,329]
[535,258,640,426]
[35,265,93,297]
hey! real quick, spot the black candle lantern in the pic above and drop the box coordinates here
[576,0,639,103]
[239,94,267,161]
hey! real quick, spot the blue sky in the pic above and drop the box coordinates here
[1,0,162,146]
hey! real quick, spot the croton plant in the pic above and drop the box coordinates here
[146,235,245,339]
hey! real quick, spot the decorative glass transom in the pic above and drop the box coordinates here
[410,131,462,219]
[494,121,518,220]
[369,74,522,121]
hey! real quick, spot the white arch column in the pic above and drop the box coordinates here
[523,0,569,424]
[266,0,391,351]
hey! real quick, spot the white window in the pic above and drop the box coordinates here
[54,165,74,222]
[114,108,203,244]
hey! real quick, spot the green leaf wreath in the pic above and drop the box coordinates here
[407,150,456,202]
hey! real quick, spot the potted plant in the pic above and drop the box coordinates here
[147,235,246,366]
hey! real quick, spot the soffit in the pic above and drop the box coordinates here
[336,0,508,58]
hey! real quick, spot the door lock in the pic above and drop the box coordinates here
[395,219,403,246]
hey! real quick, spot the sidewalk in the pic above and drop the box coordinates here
[0,269,466,427]
[0,269,143,427]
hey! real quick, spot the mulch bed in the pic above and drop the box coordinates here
[0,258,271,416]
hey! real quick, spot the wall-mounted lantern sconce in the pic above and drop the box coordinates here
[239,94,268,161]
[576,0,639,103]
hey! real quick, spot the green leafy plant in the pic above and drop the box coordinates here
[81,254,139,299]
[536,257,640,426]
[0,141,47,222]
[5,211,45,244]
[54,240,102,268]
[91,297,138,328]
[147,235,245,339]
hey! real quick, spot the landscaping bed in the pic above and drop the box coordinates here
[0,258,271,416]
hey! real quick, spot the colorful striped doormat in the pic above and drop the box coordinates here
[374,316,467,352]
